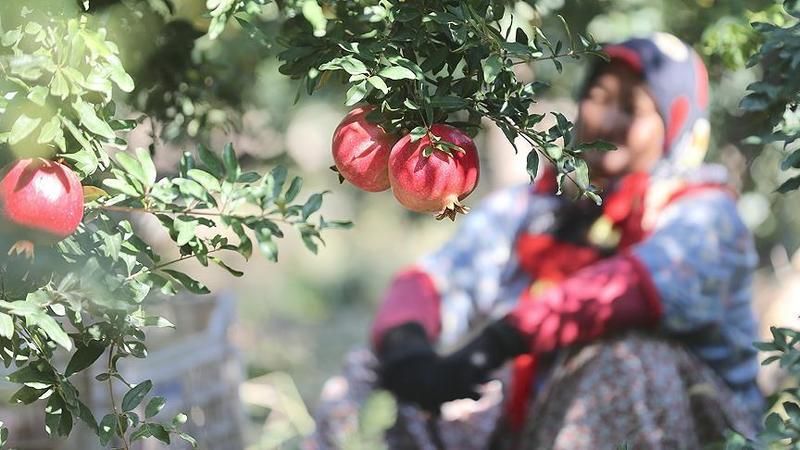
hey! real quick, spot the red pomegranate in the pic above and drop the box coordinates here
[0,158,84,255]
[388,124,480,220]
[331,105,397,192]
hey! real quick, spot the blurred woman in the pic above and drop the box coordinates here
[312,33,762,450]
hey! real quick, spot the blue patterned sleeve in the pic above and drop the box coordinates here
[631,190,758,333]
[418,184,543,346]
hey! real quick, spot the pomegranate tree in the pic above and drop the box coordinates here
[331,106,397,192]
[388,124,480,221]
[0,158,84,255]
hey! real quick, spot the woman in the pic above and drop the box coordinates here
[312,33,762,450]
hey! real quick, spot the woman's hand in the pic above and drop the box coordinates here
[376,320,526,413]
[376,322,450,412]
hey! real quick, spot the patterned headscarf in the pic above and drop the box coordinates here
[585,32,712,171]
[529,34,720,257]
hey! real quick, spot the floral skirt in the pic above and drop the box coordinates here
[308,332,760,450]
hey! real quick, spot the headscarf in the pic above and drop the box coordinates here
[530,33,721,249]
[592,32,712,171]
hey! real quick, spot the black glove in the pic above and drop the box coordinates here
[376,319,527,413]
[435,317,528,402]
[376,322,446,412]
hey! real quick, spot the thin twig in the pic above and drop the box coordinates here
[511,47,599,66]
[125,246,228,281]
[96,204,296,224]
[107,344,130,450]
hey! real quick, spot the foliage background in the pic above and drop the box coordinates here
[2,0,800,449]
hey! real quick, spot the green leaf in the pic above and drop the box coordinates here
[345,81,368,106]
[256,234,278,262]
[231,222,253,260]
[62,148,99,178]
[162,270,210,294]
[409,126,427,142]
[0,313,13,339]
[80,29,113,58]
[236,171,259,183]
[223,142,239,182]
[50,71,70,99]
[27,86,48,106]
[173,178,209,201]
[367,76,389,94]
[142,316,175,328]
[784,401,800,422]
[77,401,98,433]
[103,178,140,197]
[2,29,22,46]
[98,414,116,445]
[115,152,146,187]
[302,0,328,36]
[302,193,324,220]
[320,218,353,230]
[178,432,198,448]
[198,144,225,177]
[284,176,303,202]
[777,176,800,193]
[301,232,319,254]
[145,397,166,419]
[585,190,602,206]
[45,394,72,437]
[503,42,540,58]
[338,56,368,75]
[73,99,116,140]
[45,392,66,437]
[781,150,800,171]
[545,143,563,160]
[122,380,153,412]
[130,424,152,442]
[9,114,42,145]
[577,140,617,152]
[188,169,222,192]
[269,165,288,199]
[10,385,49,404]
[150,423,171,444]
[574,158,590,189]
[109,58,135,93]
[83,185,108,203]
[65,341,106,377]
[37,116,61,144]
[29,312,72,350]
[7,362,57,384]
[428,95,468,111]
[483,54,502,84]
[210,256,244,276]
[740,94,770,112]
[136,147,157,187]
[174,216,198,246]
[378,66,417,80]
[526,151,539,181]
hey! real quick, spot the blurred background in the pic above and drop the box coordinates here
[3,0,800,449]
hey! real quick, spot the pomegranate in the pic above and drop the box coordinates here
[0,158,84,256]
[388,124,480,221]
[331,105,397,192]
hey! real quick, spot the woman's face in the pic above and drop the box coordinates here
[577,61,665,182]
